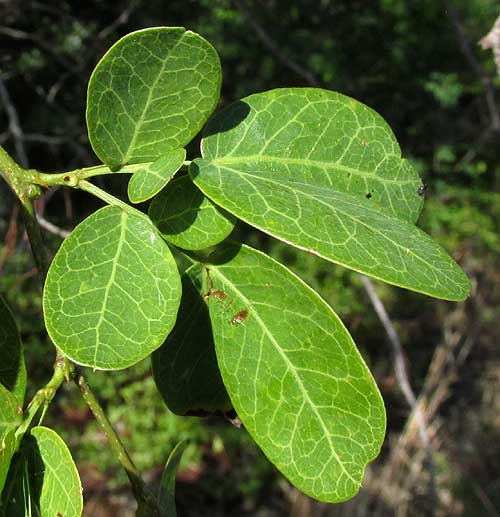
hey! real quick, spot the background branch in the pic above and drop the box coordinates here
[232,0,321,87]
[360,275,438,513]
[443,1,500,131]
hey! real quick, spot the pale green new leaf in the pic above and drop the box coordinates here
[0,295,27,405]
[43,206,182,370]
[158,441,187,517]
[149,175,236,250]
[153,268,231,415]
[128,148,186,204]
[87,27,221,167]
[205,244,386,502]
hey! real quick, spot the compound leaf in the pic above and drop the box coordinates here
[43,206,182,370]
[0,295,27,405]
[128,148,186,204]
[152,267,231,415]
[149,175,236,250]
[205,244,386,502]
[87,27,221,168]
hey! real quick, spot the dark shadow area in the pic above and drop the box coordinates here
[0,295,23,393]
[202,100,251,140]
[152,270,231,416]
[1,435,43,514]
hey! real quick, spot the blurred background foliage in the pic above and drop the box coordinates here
[0,1,499,515]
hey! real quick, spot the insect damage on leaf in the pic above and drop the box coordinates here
[205,274,228,303]
[230,309,248,325]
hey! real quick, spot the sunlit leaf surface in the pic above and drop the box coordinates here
[205,244,386,502]
[87,27,221,167]
[43,206,182,370]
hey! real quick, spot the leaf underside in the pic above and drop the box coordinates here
[43,206,182,370]
[191,88,470,301]
[86,27,221,167]
[204,244,386,502]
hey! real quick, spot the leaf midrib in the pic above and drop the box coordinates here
[123,33,184,163]
[202,164,467,298]
[93,211,127,366]
[209,153,412,186]
[211,266,358,486]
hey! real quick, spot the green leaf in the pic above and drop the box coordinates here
[0,387,20,502]
[196,88,423,223]
[190,91,470,301]
[87,27,221,168]
[43,206,182,370]
[149,175,236,250]
[204,244,386,502]
[158,441,187,517]
[152,267,231,415]
[0,295,27,405]
[128,148,186,204]
[0,385,21,440]
[30,427,82,516]
[0,429,16,498]
[3,427,83,517]
[0,451,28,516]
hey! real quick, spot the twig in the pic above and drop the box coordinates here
[0,75,29,168]
[360,275,438,512]
[443,1,500,131]
[0,204,19,272]
[76,376,159,514]
[15,353,72,439]
[37,215,71,239]
[0,26,79,73]
[97,1,138,40]
[232,0,321,87]
[0,79,51,281]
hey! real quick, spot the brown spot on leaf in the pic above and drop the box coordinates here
[230,309,248,325]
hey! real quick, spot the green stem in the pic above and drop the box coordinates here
[0,145,38,197]
[0,146,49,281]
[21,198,50,281]
[78,179,147,218]
[36,159,192,187]
[77,376,160,513]
[37,163,144,187]
[16,354,72,439]
[76,376,151,503]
